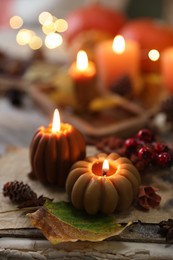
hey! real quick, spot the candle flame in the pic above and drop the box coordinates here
[112,35,125,54]
[76,50,88,71]
[148,49,160,61]
[102,159,109,176]
[52,109,60,132]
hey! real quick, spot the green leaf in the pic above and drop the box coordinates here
[28,200,131,244]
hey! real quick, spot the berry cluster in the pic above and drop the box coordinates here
[96,129,173,172]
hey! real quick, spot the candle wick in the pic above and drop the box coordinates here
[102,169,107,176]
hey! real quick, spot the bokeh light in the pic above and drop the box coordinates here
[55,19,68,32]
[9,16,23,29]
[16,29,35,45]
[38,12,53,25]
[148,49,160,61]
[15,11,66,50]
[45,33,63,49]
[42,22,56,35]
[29,36,43,50]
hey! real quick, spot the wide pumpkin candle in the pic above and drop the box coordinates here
[30,109,86,187]
[95,35,140,89]
[66,152,141,215]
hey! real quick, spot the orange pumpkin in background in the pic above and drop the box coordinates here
[64,4,127,59]
[120,18,173,73]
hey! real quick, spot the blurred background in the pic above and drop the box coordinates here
[0,0,172,147]
[0,0,170,27]
[0,0,170,60]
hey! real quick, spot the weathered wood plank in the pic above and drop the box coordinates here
[0,222,170,244]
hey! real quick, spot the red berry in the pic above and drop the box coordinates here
[138,146,155,161]
[136,129,154,143]
[153,142,169,154]
[158,152,171,167]
[125,138,138,150]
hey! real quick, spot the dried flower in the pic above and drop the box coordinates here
[137,186,161,210]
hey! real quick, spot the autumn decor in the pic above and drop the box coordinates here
[66,152,141,215]
[96,128,173,172]
[30,109,86,187]
[137,186,161,210]
[3,180,48,208]
[3,181,37,203]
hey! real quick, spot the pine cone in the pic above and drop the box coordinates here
[110,75,132,98]
[3,181,37,203]
[160,97,173,122]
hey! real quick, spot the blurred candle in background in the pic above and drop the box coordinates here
[95,35,140,89]
[69,50,98,111]
[161,47,173,93]
[69,50,96,82]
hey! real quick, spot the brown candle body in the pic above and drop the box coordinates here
[66,153,141,215]
[69,61,99,111]
[74,76,99,111]
[30,123,86,187]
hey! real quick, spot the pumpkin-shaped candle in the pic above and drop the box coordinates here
[66,153,141,215]
[30,109,86,187]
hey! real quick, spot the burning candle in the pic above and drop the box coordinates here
[95,35,140,89]
[161,47,173,92]
[69,50,96,81]
[66,153,141,215]
[69,50,98,110]
[30,108,86,187]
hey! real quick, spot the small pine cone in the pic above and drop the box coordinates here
[3,181,37,203]
[110,75,132,98]
[160,97,173,122]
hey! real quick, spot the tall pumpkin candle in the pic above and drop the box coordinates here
[30,109,86,187]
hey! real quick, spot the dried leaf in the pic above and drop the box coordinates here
[137,186,161,210]
[28,201,130,244]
